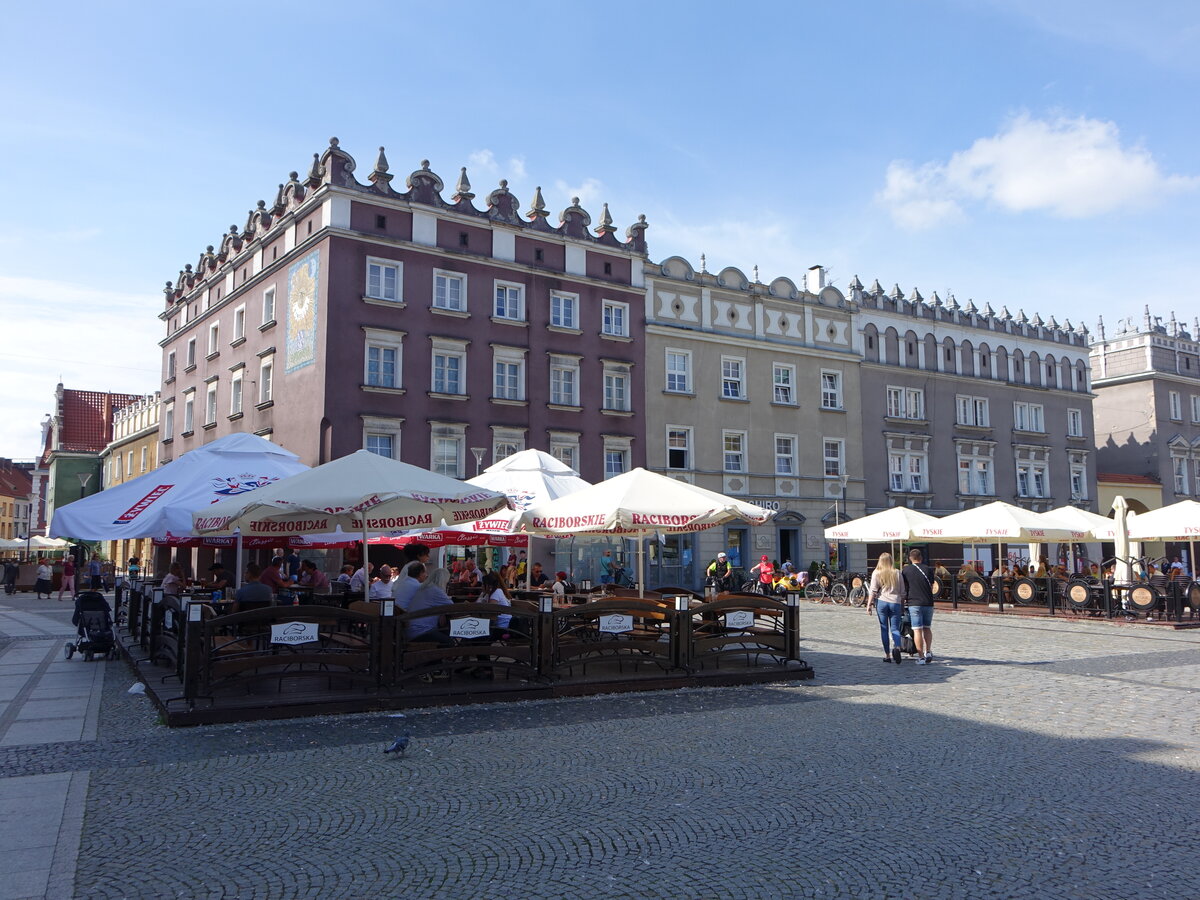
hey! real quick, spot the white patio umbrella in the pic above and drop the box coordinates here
[192,450,509,586]
[923,501,1085,575]
[824,507,939,542]
[1111,495,1137,583]
[1126,498,1200,578]
[1039,505,1124,575]
[516,467,775,596]
[26,536,74,551]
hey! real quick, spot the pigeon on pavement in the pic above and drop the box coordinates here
[384,735,411,756]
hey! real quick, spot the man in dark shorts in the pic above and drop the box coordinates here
[901,548,935,664]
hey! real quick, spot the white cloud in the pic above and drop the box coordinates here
[650,214,804,286]
[0,276,162,459]
[552,177,605,210]
[508,156,527,180]
[466,149,498,173]
[879,113,1200,229]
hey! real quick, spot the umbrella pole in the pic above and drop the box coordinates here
[235,531,244,591]
[362,525,370,594]
[638,538,645,599]
[525,535,531,591]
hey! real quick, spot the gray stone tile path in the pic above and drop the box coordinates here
[1,596,1198,898]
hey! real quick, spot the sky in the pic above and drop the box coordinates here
[2,0,1198,460]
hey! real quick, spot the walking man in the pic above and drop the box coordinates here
[901,548,936,664]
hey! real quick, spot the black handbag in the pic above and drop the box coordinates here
[900,615,918,655]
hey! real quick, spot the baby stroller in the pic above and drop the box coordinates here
[65,591,118,661]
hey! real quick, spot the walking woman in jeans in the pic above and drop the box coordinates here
[867,552,905,664]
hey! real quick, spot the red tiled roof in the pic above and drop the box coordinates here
[1098,473,1161,485]
[0,463,32,498]
[44,389,143,459]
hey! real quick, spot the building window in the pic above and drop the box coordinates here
[491,427,525,464]
[263,286,276,324]
[721,357,745,399]
[823,439,844,477]
[550,292,578,329]
[774,435,796,476]
[604,448,627,479]
[549,356,579,406]
[163,402,174,441]
[773,365,795,404]
[492,346,526,401]
[366,258,401,302]
[430,337,467,396]
[603,365,631,411]
[1070,464,1086,501]
[205,383,218,425]
[1067,408,1083,437]
[166,351,176,381]
[114,455,122,481]
[887,386,925,419]
[820,371,842,410]
[430,424,465,477]
[182,393,194,433]
[1013,402,1045,433]
[723,431,746,473]
[1168,390,1182,421]
[208,323,220,356]
[1016,462,1048,498]
[666,350,691,393]
[601,300,629,337]
[956,395,989,427]
[259,356,274,404]
[957,450,993,496]
[1191,396,1200,424]
[434,270,466,311]
[186,337,196,369]
[1194,459,1200,495]
[366,434,394,458]
[230,370,243,415]
[667,427,691,469]
[493,281,524,321]
[889,452,927,492]
[1174,457,1189,494]
[550,435,579,472]
[367,345,397,388]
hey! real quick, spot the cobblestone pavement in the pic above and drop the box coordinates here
[4,598,1200,899]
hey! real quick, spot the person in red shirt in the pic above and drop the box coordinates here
[58,555,76,601]
[260,557,289,595]
[750,555,774,595]
[299,559,330,591]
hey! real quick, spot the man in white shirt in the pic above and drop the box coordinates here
[394,562,426,611]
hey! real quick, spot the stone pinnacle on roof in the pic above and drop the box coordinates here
[982,302,994,317]
[869,278,883,294]
[888,283,904,301]
[947,293,959,311]
[369,147,393,190]
[594,202,616,236]
[1030,312,1042,327]
[1047,315,1058,330]
[305,153,324,188]
[908,287,924,305]
[929,291,942,307]
[1016,309,1028,325]
[753,265,760,284]
[453,167,474,202]
[526,186,548,220]
[699,253,707,274]
[1062,318,1073,332]
[848,274,863,291]
[964,298,977,314]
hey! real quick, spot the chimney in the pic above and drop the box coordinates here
[806,265,825,293]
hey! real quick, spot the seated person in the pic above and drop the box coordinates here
[161,562,186,600]
[260,557,290,595]
[454,557,481,588]
[528,562,549,589]
[235,564,274,609]
[207,562,233,597]
[336,564,354,585]
[394,562,426,611]
[552,571,570,599]
[406,567,454,645]
[299,559,330,591]
[370,565,394,600]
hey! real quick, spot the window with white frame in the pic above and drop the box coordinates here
[207,323,219,356]
[721,357,745,399]
[1016,462,1048,498]
[550,292,578,329]
[363,327,405,389]
[491,427,525,464]
[433,270,466,312]
[889,451,927,492]
[603,436,631,479]
[549,355,580,406]
[1174,456,1188,494]
[550,434,579,472]
[823,439,844,477]
[230,369,243,415]
[667,427,691,469]
[601,300,629,337]
[956,395,989,427]
[1168,390,1182,421]
[126,451,134,478]
[603,363,631,411]
[182,392,194,433]
[230,307,245,343]
[366,257,401,302]
[1194,458,1200,495]
[430,337,468,396]
[665,350,691,393]
[820,371,842,410]
[1013,402,1045,433]
[430,423,465,477]
[259,355,274,404]
[362,415,402,459]
[887,386,924,419]
[1067,408,1083,437]
[1070,463,1086,501]
[957,447,993,495]
[723,431,746,473]
[114,454,122,481]
[773,365,795,404]
[262,286,276,324]
[493,281,524,321]
[775,434,796,476]
[163,402,174,440]
[166,351,176,381]
[492,346,526,401]
[1192,395,1200,423]
[205,383,217,425]
[186,337,196,369]
[140,447,148,473]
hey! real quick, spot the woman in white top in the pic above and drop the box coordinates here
[867,552,905,664]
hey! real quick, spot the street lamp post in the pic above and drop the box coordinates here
[470,447,487,477]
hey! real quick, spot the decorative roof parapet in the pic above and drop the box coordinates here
[368,147,393,192]
[486,180,521,225]
[559,197,592,240]
[320,137,358,188]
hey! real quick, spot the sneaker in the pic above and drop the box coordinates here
[916,656,928,665]
[883,655,892,663]
[892,647,902,665]
[924,653,933,663]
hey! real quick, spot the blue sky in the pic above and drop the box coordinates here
[2,0,1197,459]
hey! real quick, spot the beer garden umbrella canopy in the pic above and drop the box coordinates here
[1038,505,1122,541]
[1125,499,1200,542]
[516,467,776,595]
[823,507,940,542]
[923,501,1086,543]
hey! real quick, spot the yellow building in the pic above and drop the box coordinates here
[0,459,34,543]
[99,393,160,572]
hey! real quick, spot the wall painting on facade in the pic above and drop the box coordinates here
[285,249,319,373]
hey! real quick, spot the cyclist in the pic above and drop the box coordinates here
[750,555,775,595]
[706,552,734,592]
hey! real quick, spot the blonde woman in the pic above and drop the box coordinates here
[867,552,905,664]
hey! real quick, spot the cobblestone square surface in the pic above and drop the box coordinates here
[3,599,1199,898]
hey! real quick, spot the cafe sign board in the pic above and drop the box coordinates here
[724,610,755,630]
[270,622,320,645]
[450,616,490,639]
[598,614,633,634]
